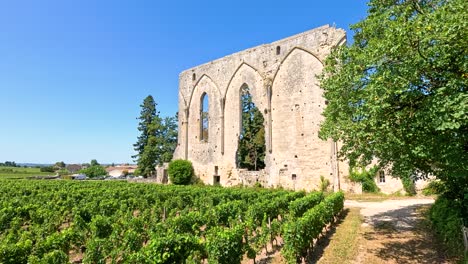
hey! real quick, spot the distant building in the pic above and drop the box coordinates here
[106,165,137,177]
[66,164,83,173]
[71,174,86,180]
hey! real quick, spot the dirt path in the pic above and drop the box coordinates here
[345,198,452,264]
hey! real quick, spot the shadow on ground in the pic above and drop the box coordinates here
[362,204,449,264]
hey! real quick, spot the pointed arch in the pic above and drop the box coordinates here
[223,62,269,166]
[271,47,323,84]
[223,62,264,99]
[188,74,222,109]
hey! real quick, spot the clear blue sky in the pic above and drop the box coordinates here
[0,0,368,164]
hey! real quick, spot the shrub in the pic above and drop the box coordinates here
[56,169,70,177]
[349,166,379,193]
[168,160,194,185]
[422,180,446,196]
[319,175,330,192]
[429,197,464,258]
[40,166,55,173]
[79,165,107,178]
[400,175,416,196]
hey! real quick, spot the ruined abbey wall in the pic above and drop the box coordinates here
[173,25,355,191]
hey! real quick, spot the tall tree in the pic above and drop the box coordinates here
[237,88,266,170]
[319,0,467,204]
[133,95,157,161]
[160,115,178,164]
[133,96,178,177]
[54,161,66,169]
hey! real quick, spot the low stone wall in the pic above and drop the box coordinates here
[127,178,159,184]
[237,169,267,187]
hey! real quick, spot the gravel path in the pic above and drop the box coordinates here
[345,198,435,230]
[344,198,453,264]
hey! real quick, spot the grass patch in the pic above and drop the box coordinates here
[345,192,409,202]
[0,167,53,178]
[317,207,362,264]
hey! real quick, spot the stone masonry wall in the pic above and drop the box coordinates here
[173,25,355,191]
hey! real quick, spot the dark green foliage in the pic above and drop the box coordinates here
[40,166,55,173]
[160,115,178,163]
[142,232,201,264]
[29,250,69,264]
[134,95,159,177]
[168,160,194,185]
[288,192,324,218]
[134,96,178,177]
[349,167,379,193]
[320,175,330,192]
[79,164,107,178]
[90,215,113,239]
[319,0,468,212]
[237,87,266,171]
[206,225,244,264]
[0,239,32,264]
[429,197,464,258]
[400,175,416,196]
[83,238,106,264]
[0,180,345,263]
[282,192,344,263]
[422,180,446,196]
[0,161,18,167]
[133,95,157,159]
[54,161,66,169]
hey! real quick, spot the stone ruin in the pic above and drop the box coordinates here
[173,25,361,192]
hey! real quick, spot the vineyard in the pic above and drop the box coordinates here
[0,180,344,264]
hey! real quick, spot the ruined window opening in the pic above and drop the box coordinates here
[162,169,168,184]
[379,171,385,183]
[276,46,281,55]
[213,175,220,185]
[192,73,196,81]
[292,174,297,180]
[200,93,209,142]
[236,85,266,171]
[214,166,219,175]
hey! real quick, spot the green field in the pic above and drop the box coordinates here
[0,166,54,178]
[0,180,343,263]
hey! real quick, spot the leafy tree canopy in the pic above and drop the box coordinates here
[0,161,18,167]
[80,165,107,178]
[133,96,178,178]
[54,161,66,169]
[319,0,467,200]
[237,87,266,171]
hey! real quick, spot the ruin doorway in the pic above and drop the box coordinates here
[236,85,266,170]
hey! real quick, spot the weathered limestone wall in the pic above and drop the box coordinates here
[174,25,350,191]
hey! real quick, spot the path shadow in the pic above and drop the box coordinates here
[362,204,448,264]
[363,204,428,231]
